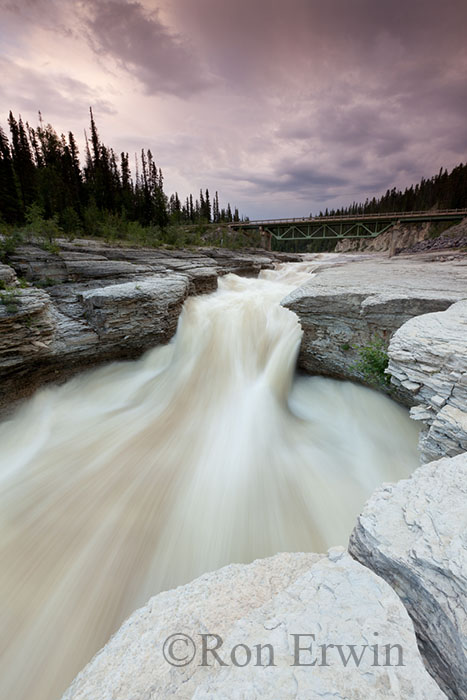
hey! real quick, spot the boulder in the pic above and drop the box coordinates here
[349,453,467,699]
[63,549,444,700]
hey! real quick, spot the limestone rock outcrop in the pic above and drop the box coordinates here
[63,549,444,699]
[0,240,294,414]
[349,453,467,700]
[80,274,190,348]
[282,256,467,400]
[388,300,467,461]
[0,287,56,372]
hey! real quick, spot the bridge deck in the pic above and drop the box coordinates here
[230,208,467,240]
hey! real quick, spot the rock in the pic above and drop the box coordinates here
[65,258,153,280]
[335,221,431,253]
[349,453,467,700]
[335,218,467,255]
[388,300,467,461]
[281,256,467,398]
[183,266,218,295]
[80,274,190,348]
[63,549,444,700]
[0,241,285,415]
[0,263,17,286]
[0,287,56,371]
[397,218,467,255]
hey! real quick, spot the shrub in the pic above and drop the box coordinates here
[23,203,63,252]
[0,286,21,314]
[35,277,57,288]
[0,227,23,261]
[351,335,391,388]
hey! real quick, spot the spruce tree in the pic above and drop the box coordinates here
[0,126,22,222]
[205,188,211,222]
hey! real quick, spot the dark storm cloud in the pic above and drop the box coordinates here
[162,0,467,214]
[229,165,395,203]
[1,0,466,216]
[83,0,212,96]
[170,0,467,85]
[268,165,348,191]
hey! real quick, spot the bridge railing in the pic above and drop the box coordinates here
[237,208,467,226]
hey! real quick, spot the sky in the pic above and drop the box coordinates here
[1,0,466,219]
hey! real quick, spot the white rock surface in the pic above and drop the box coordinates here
[388,300,467,461]
[63,549,444,700]
[349,453,467,700]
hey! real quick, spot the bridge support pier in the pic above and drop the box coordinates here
[260,226,272,251]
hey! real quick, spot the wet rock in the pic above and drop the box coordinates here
[63,549,444,700]
[349,453,467,700]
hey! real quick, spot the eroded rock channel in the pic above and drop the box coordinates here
[0,242,466,700]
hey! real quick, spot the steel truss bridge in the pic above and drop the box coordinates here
[229,208,467,241]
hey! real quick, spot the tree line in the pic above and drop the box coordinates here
[0,109,242,233]
[316,163,467,218]
[274,162,467,254]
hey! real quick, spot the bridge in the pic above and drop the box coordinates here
[229,208,467,241]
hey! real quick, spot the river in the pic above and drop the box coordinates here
[0,261,420,699]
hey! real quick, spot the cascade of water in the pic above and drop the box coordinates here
[0,263,419,700]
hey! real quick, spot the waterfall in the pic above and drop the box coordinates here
[0,262,420,700]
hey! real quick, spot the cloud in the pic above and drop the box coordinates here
[83,0,212,96]
[1,0,467,217]
[0,0,76,36]
[245,165,349,194]
[0,58,116,120]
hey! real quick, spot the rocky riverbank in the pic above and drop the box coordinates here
[0,239,298,416]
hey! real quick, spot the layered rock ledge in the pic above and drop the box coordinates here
[63,549,444,700]
[282,254,467,405]
[349,452,467,700]
[388,301,467,462]
[0,240,296,415]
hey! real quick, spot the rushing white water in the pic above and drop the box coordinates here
[0,262,420,700]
